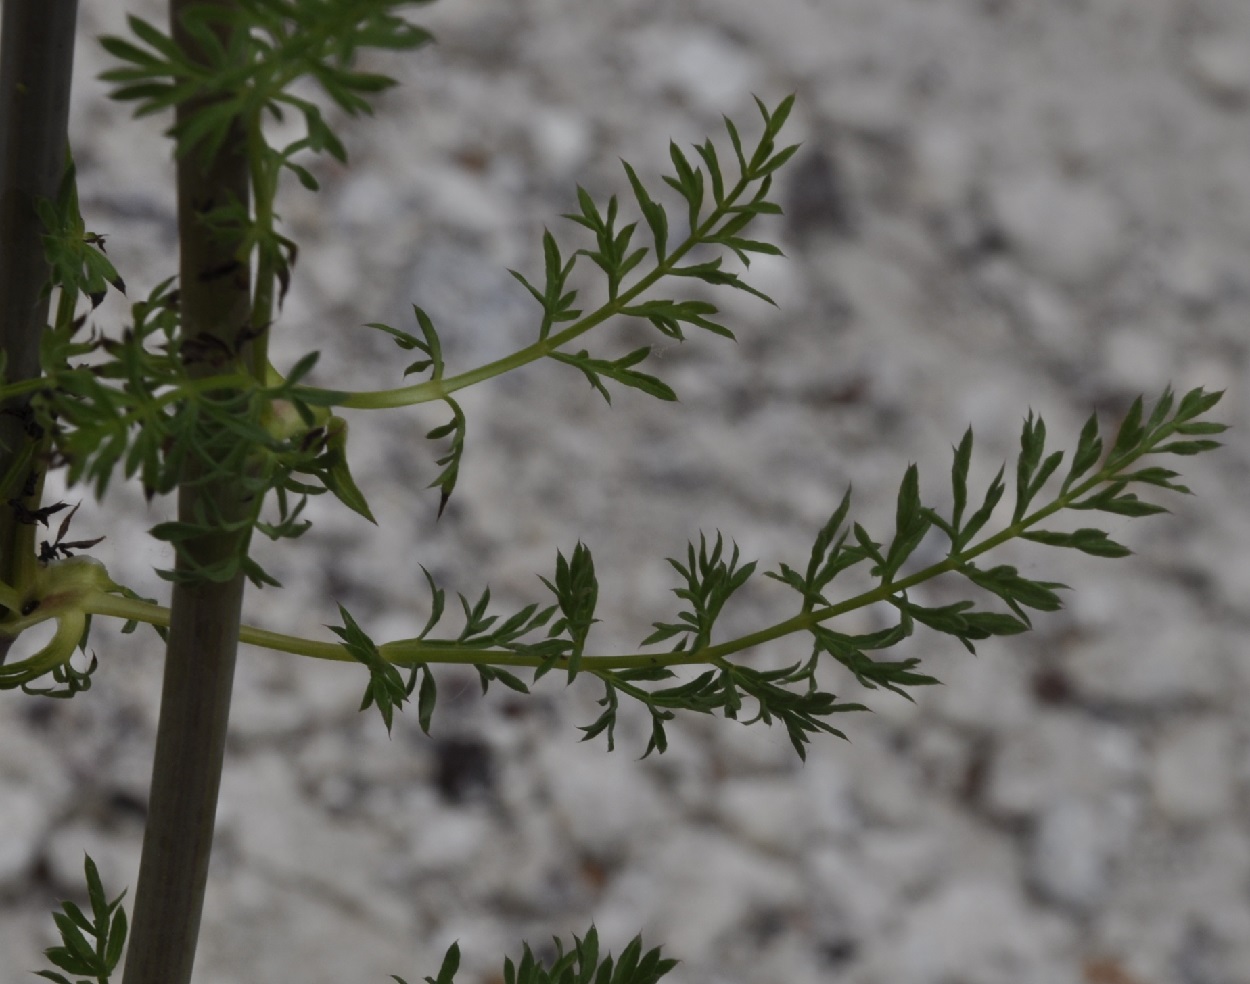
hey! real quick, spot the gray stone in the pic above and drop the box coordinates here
[535,739,675,857]
[860,879,1074,984]
[717,775,815,854]
[1185,34,1250,106]
[1066,616,1229,710]
[606,828,802,956]
[985,714,1139,820]
[1026,798,1111,910]
[0,782,47,890]
[44,822,142,901]
[1150,717,1235,824]
[990,171,1127,287]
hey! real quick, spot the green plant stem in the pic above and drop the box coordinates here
[84,450,1134,677]
[0,0,78,634]
[121,2,253,982]
[329,173,759,411]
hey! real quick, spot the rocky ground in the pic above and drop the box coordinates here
[3,0,1250,981]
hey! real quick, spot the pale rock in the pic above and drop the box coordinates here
[44,821,142,900]
[990,171,1126,287]
[1066,617,1229,708]
[607,828,802,956]
[925,650,1031,733]
[800,756,859,839]
[334,171,407,230]
[0,782,47,889]
[625,27,762,115]
[1018,277,1084,356]
[638,727,719,814]
[713,709,812,774]
[861,879,1074,984]
[414,162,508,234]
[451,803,568,907]
[1063,573,1137,634]
[814,77,909,134]
[197,876,423,984]
[1099,328,1173,395]
[809,845,896,937]
[536,740,674,857]
[985,714,1128,819]
[1185,34,1250,106]
[288,655,366,721]
[404,798,496,874]
[0,709,76,807]
[717,776,814,854]
[303,237,362,308]
[911,123,978,209]
[228,655,324,741]
[528,107,593,176]
[215,751,408,933]
[1162,239,1225,310]
[860,826,952,901]
[1150,716,1234,823]
[726,929,836,984]
[0,904,49,982]
[850,747,927,825]
[1026,797,1111,910]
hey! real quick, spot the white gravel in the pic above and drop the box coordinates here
[2,0,1249,982]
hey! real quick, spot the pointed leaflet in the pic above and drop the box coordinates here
[1013,410,1068,520]
[425,396,466,516]
[669,257,776,305]
[621,299,732,340]
[881,464,930,582]
[953,464,1005,552]
[1061,411,1103,494]
[959,563,1066,626]
[539,542,600,681]
[330,605,417,734]
[665,140,704,230]
[694,137,725,205]
[1107,395,1144,465]
[365,304,445,379]
[1021,527,1131,558]
[622,159,669,262]
[765,486,855,607]
[319,419,376,523]
[548,348,677,403]
[949,427,973,536]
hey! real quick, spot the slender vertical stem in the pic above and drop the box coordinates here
[0,0,78,640]
[121,2,252,981]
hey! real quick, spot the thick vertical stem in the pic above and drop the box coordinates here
[121,2,252,982]
[0,0,78,634]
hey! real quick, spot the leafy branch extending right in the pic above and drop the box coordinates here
[334,385,1225,759]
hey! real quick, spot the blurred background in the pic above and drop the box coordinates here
[2,0,1249,981]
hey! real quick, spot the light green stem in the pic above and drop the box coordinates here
[80,452,1129,676]
[328,176,758,411]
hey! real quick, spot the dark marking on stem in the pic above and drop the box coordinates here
[197,259,244,283]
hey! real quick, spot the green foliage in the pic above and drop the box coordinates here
[331,603,427,735]
[0,0,1227,772]
[5,274,370,586]
[358,387,1224,758]
[36,152,125,309]
[35,855,127,984]
[0,0,1229,975]
[509,97,794,399]
[393,927,676,984]
[99,0,434,166]
[539,541,601,681]
[642,534,757,653]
